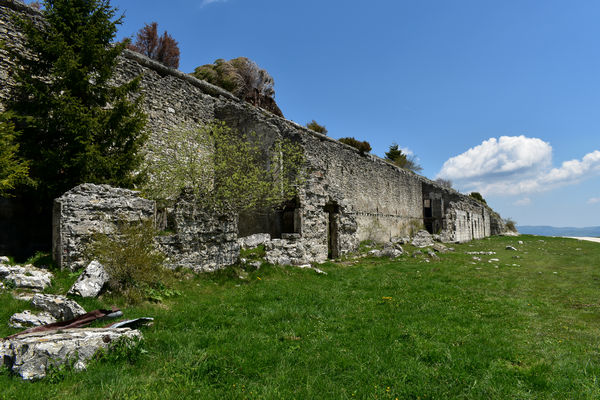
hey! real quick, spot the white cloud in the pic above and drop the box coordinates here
[588,197,600,204]
[437,135,600,196]
[201,0,228,6]
[513,197,531,206]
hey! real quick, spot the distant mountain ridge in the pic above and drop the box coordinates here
[517,226,600,237]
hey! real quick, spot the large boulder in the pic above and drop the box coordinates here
[31,294,86,321]
[68,260,109,298]
[0,328,142,380]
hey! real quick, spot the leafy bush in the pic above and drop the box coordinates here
[86,219,173,304]
[338,137,372,153]
[193,57,283,116]
[305,120,328,135]
[469,192,487,205]
[143,121,305,214]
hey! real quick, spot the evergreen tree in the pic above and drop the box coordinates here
[4,0,147,204]
[385,143,422,173]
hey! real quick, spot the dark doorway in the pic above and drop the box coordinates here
[324,202,340,259]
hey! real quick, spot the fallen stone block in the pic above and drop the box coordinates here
[0,256,9,264]
[238,233,271,249]
[0,327,142,380]
[32,294,86,321]
[68,260,109,298]
[505,246,518,251]
[9,310,57,329]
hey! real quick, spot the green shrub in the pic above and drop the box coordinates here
[86,219,173,304]
[338,137,372,153]
[305,120,328,135]
[469,192,487,205]
[504,218,518,232]
[385,143,422,173]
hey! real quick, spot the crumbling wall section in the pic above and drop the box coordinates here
[422,181,492,242]
[155,193,239,272]
[52,184,156,271]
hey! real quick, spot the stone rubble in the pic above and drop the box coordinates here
[0,328,142,380]
[31,294,86,321]
[9,310,56,329]
[68,260,109,298]
[411,230,435,248]
[238,233,271,249]
[0,263,53,291]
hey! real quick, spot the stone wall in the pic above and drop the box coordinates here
[155,192,239,272]
[53,184,155,271]
[1,0,507,266]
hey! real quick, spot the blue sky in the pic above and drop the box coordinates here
[107,0,600,227]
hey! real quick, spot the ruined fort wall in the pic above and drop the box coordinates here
[0,0,501,265]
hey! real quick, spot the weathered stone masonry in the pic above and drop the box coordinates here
[0,0,506,269]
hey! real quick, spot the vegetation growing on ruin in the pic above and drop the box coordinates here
[142,121,305,214]
[469,191,488,205]
[2,235,600,398]
[385,143,423,173]
[85,219,176,304]
[338,137,372,153]
[127,22,180,69]
[305,120,328,135]
[193,57,283,117]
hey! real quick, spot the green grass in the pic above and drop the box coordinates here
[1,235,600,399]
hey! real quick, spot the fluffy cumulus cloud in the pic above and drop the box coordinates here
[437,136,600,196]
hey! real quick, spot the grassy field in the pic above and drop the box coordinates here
[1,235,600,399]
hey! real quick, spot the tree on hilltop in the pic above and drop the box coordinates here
[127,22,180,69]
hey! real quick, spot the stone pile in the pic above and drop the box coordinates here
[0,263,53,291]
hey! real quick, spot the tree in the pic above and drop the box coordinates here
[0,113,32,197]
[306,120,327,135]
[193,57,283,117]
[384,143,422,173]
[469,192,487,205]
[127,22,180,69]
[434,178,453,189]
[338,137,372,153]
[4,0,147,205]
[142,121,305,214]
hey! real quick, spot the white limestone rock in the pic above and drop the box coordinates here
[411,230,434,248]
[0,328,142,380]
[0,264,53,291]
[68,260,109,298]
[31,293,86,321]
[9,310,57,329]
[238,233,271,249]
